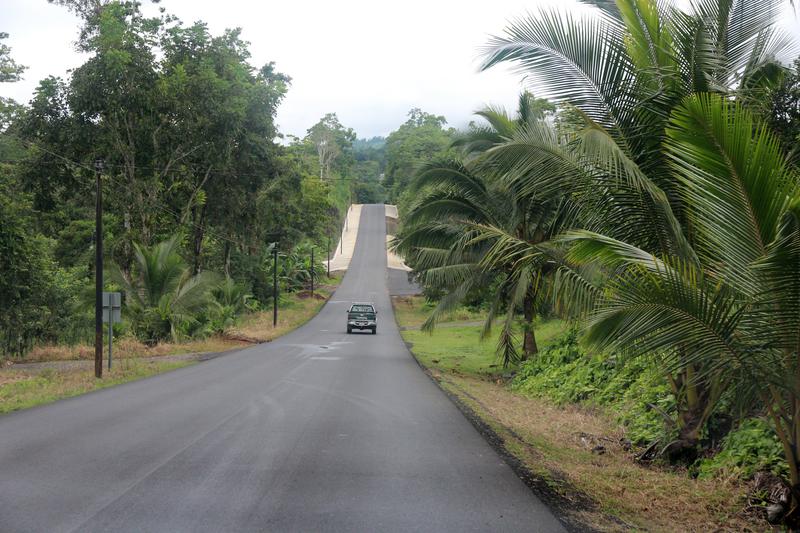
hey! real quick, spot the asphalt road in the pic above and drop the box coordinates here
[0,205,565,533]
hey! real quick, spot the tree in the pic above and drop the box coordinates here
[0,184,69,356]
[478,0,796,461]
[305,113,355,180]
[3,0,328,352]
[564,95,800,524]
[396,94,573,364]
[0,32,26,83]
[766,57,800,163]
[110,235,216,343]
[383,109,453,202]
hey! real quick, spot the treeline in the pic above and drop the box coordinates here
[395,0,800,525]
[0,0,452,354]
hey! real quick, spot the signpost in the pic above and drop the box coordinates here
[103,292,121,370]
[265,232,282,328]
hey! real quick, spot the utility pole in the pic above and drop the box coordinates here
[273,245,278,327]
[327,233,330,277]
[94,159,104,379]
[310,247,314,298]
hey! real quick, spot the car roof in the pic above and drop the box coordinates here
[351,302,374,306]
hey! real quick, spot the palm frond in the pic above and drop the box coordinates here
[480,8,636,137]
[665,93,795,281]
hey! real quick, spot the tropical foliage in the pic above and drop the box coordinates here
[0,1,391,354]
[110,235,217,343]
[395,93,571,365]
[395,0,800,523]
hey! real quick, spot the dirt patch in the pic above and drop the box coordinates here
[296,290,328,300]
[0,372,28,387]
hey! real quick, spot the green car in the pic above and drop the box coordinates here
[347,302,377,334]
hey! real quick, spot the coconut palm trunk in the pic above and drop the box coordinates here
[522,292,538,359]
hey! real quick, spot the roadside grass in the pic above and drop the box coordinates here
[232,276,340,342]
[393,295,565,376]
[0,275,342,415]
[21,337,251,364]
[0,359,192,414]
[14,274,343,364]
[391,295,485,330]
[403,322,565,376]
[393,295,759,532]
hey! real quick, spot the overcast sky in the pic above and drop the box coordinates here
[2,0,798,139]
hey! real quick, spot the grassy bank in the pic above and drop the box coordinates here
[232,281,339,342]
[0,276,341,415]
[393,295,759,532]
[0,359,192,414]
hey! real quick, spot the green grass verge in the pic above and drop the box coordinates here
[1,274,343,415]
[394,295,567,375]
[0,360,193,415]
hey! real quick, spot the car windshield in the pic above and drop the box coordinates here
[351,305,374,313]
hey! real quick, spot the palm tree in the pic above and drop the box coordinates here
[475,0,797,461]
[563,95,800,523]
[111,235,217,343]
[209,275,252,334]
[395,95,574,364]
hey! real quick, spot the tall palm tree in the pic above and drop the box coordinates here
[111,235,217,343]
[475,0,797,460]
[395,95,574,364]
[564,95,800,523]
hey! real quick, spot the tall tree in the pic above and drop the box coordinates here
[383,109,453,203]
[305,113,355,180]
[477,0,796,461]
[0,32,26,82]
[397,94,573,363]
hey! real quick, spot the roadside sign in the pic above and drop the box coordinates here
[102,292,121,323]
[102,292,122,370]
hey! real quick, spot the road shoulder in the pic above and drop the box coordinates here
[392,295,760,532]
[0,278,342,415]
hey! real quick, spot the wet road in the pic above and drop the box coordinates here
[0,204,565,532]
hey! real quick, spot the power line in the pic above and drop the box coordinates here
[0,138,382,182]
[3,136,351,252]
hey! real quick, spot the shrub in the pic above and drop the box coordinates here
[696,419,788,480]
[512,329,675,444]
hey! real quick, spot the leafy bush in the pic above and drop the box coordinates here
[0,184,89,355]
[696,419,788,480]
[512,329,675,444]
[204,276,254,335]
[111,235,217,344]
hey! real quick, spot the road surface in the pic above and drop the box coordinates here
[0,205,565,532]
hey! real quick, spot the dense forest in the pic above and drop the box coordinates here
[0,1,454,355]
